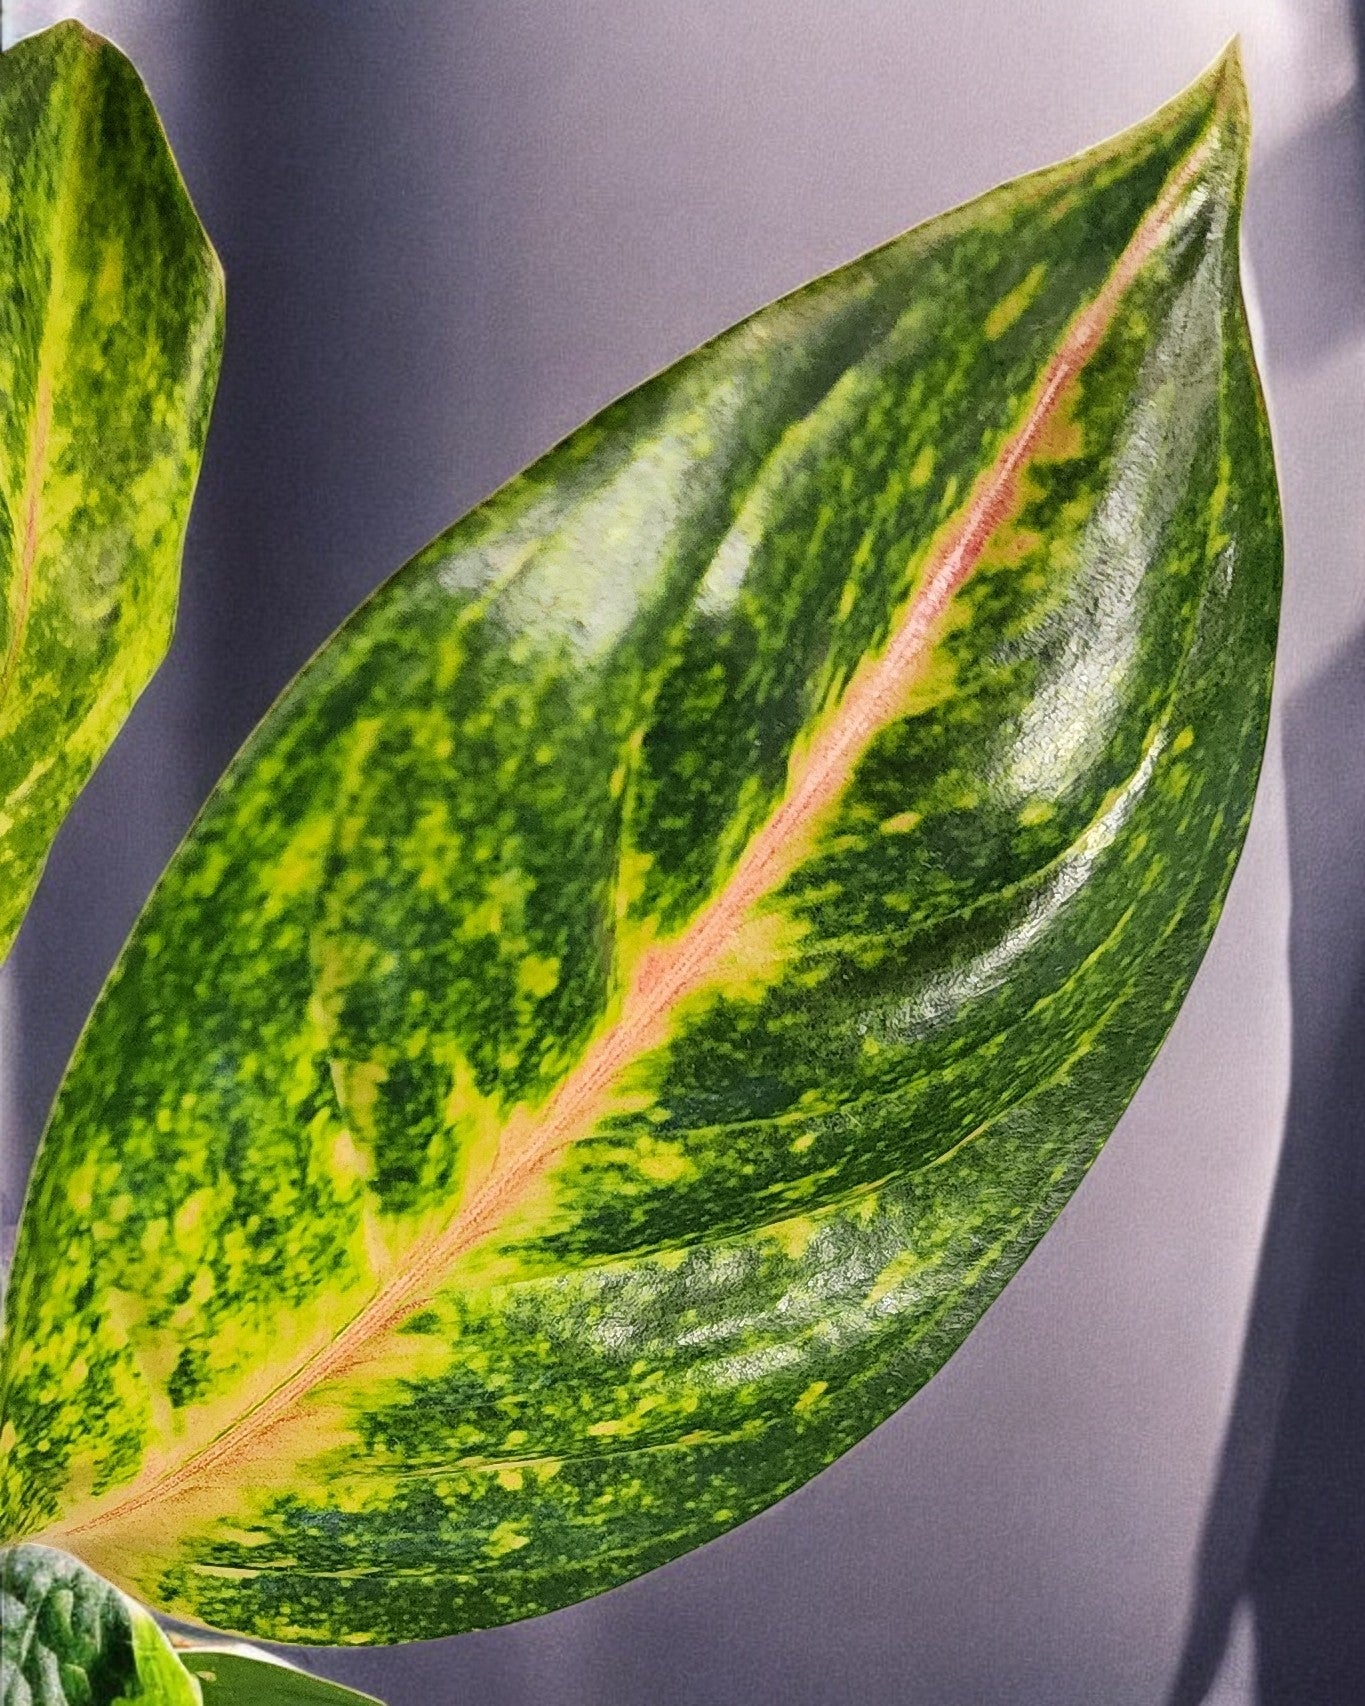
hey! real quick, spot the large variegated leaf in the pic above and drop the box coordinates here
[0,1543,199,1704]
[0,22,223,957]
[0,48,1279,1642]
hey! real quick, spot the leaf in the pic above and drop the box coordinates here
[0,47,1279,1642]
[0,22,223,958]
[0,1543,200,1704]
[178,1649,381,1706]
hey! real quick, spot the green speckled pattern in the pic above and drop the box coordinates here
[0,22,223,958]
[0,1542,200,1704]
[0,50,1279,1643]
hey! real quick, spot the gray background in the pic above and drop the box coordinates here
[0,3,1359,1702]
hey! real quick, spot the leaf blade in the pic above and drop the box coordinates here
[1,48,1279,1643]
[0,22,224,957]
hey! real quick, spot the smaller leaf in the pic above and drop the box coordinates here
[0,1542,199,1705]
[0,22,224,958]
[179,1650,382,1706]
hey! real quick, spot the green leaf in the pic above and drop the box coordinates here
[178,1650,380,1706]
[0,22,223,958]
[0,1543,200,1704]
[0,47,1279,1642]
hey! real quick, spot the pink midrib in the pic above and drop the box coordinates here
[59,123,1218,1540]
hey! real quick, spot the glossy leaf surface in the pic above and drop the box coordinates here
[0,50,1279,1642]
[0,1544,199,1704]
[0,23,223,957]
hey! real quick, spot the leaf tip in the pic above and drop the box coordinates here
[1202,36,1251,145]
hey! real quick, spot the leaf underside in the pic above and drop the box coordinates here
[0,47,1279,1643]
[0,22,223,960]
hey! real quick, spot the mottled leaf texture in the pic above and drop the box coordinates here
[1,48,1279,1642]
[0,1543,198,1704]
[178,1650,380,1706]
[0,22,223,957]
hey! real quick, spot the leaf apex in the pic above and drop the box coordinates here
[7,16,101,60]
[1201,37,1251,141]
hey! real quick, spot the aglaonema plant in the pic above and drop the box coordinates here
[0,22,1279,1691]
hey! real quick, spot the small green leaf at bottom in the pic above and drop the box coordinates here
[178,1650,381,1706]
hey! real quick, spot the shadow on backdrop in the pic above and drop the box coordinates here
[1170,17,1365,1699]
[1170,633,1365,1706]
